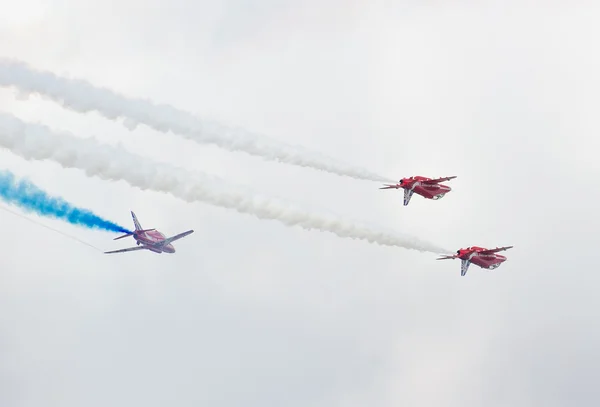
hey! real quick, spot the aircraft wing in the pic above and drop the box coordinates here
[156,229,194,246]
[479,246,513,255]
[422,176,457,184]
[104,246,148,254]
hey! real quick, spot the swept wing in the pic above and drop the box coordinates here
[104,246,148,254]
[479,246,513,255]
[422,176,457,184]
[158,230,194,246]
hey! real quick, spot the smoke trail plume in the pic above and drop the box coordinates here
[0,112,446,253]
[0,169,131,233]
[0,58,392,183]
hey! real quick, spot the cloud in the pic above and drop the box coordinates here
[1,2,600,407]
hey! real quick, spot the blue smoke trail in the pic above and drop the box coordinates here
[0,170,131,233]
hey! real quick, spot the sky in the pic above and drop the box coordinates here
[1,1,599,406]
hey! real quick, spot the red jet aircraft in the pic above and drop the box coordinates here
[437,246,513,276]
[380,176,456,206]
[104,211,194,254]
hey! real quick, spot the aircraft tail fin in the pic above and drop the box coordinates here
[461,259,470,276]
[112,212,155,240]
[404,188,414,206]
[131,211,143,231]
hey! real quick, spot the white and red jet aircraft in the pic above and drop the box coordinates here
[437,246,513,276]
[380,175,456,206]
[104,211,194,254]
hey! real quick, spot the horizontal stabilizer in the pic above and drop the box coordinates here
[113,228,155,240]
[436,254,457,260]
[113,232,133,240]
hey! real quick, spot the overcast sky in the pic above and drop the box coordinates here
[1,1,599,406]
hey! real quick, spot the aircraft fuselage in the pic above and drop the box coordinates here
[134,230,176,253]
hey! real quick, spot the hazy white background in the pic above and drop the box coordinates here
[1,1,599,406]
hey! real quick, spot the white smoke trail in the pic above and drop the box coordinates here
[0,58,392,183]
[0,112,447,253]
